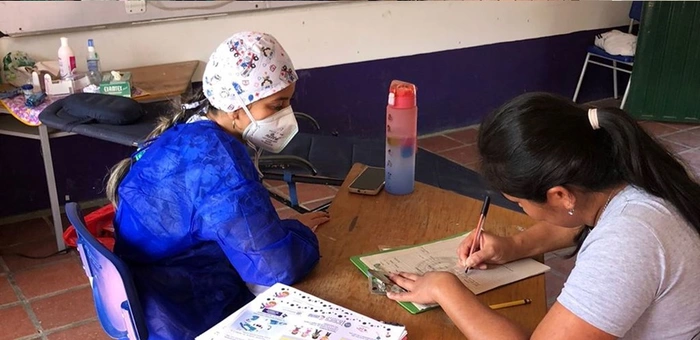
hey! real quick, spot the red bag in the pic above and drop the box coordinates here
[63,204,116,251]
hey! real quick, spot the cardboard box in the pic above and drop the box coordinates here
[99,71,132,97]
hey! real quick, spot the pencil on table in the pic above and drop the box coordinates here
[489,299,531,310]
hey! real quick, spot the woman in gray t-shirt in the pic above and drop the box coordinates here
[386,92,700,339]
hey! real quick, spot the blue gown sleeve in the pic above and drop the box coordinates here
[194,175,320,286]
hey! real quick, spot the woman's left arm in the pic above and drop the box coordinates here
[387,272,617,340]
[388,272,528,340]
[531,303,616,340]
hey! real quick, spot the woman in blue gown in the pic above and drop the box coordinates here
[105,31,329,339]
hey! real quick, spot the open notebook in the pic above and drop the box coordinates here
[197,283,408,340]
[350,232,550,314]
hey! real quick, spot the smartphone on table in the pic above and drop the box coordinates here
[348,166,385,195]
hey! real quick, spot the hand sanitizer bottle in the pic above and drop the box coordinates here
[57,37,76,80]
[385,80,418,195]
[86,39,101,85]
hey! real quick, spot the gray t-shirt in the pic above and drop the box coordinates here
[558,185,700,339]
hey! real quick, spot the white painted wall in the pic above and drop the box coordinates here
[0,1,631,79]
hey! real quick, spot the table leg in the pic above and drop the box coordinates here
[38,125,66,251]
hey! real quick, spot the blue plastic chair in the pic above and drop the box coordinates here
[573,1,642,109]
[66,202,149,340]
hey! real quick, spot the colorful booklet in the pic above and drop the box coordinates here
[197,283,408,340]
[350,232,550,314]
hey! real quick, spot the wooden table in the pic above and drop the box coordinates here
[0,60,198,250]
[295,164,547,339]
[126,60,199,103]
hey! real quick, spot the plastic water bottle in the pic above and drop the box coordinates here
[385,80,418,195]
[86,39,101,85]
[57,37,76,80]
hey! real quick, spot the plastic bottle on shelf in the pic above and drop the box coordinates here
[86,39,102,85]
[57,37,76,80]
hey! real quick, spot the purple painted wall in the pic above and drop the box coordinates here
[0,27,628,217]
[291,26,630,138]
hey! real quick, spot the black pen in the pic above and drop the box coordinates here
[465,195,491,274]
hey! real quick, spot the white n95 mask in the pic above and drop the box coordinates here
[241,105,298,153]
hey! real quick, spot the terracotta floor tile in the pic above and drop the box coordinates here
[678,149,700,168]
[14,259,88,299]
[658,122,700,132]
[691,166,700,179]
[445,127,479,145]
[438,144,479,166]
[0,275,18,306]
[270,197,289,210]
[31,287,96,330]
[0,219,53,248]
[47,320,110,340]
[418,135,463,153]
[276,208,299,220]
[660,140,690,154]
[0,305,38,340]
[263,179,287,189]
[639,121,680,137]
[663,130,700,148]
[2,237,76,273]
[465,161,481,174]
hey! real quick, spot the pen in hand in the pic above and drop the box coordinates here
[465,195,491,274]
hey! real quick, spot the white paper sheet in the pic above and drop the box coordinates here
[359,234,550,312]
[197,283,408,340]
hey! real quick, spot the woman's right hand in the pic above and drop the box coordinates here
[457,231,516,270]
[293,211,330,232]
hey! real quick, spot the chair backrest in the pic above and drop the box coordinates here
[66,202,148,340]
[628,1,643,34]
[629,1,643,22]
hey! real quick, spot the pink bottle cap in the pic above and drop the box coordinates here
[388,80,417,109]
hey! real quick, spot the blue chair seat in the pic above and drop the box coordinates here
[587,45,634,63]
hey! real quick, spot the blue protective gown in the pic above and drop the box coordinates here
[113,120,320,339]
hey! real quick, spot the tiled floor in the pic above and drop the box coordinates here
[2,115,700,339]
[0,215,104,340]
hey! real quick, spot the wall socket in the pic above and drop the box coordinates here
[125,0,146,14]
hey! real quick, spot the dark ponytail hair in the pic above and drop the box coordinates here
[478,92,700,239]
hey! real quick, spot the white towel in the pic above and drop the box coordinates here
[594,30,637,57]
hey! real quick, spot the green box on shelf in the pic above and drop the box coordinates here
[99,72,132,97]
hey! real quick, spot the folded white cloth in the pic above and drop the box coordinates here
[595,30,637,56]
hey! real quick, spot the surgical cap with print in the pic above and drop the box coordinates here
[202,31,298,113]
